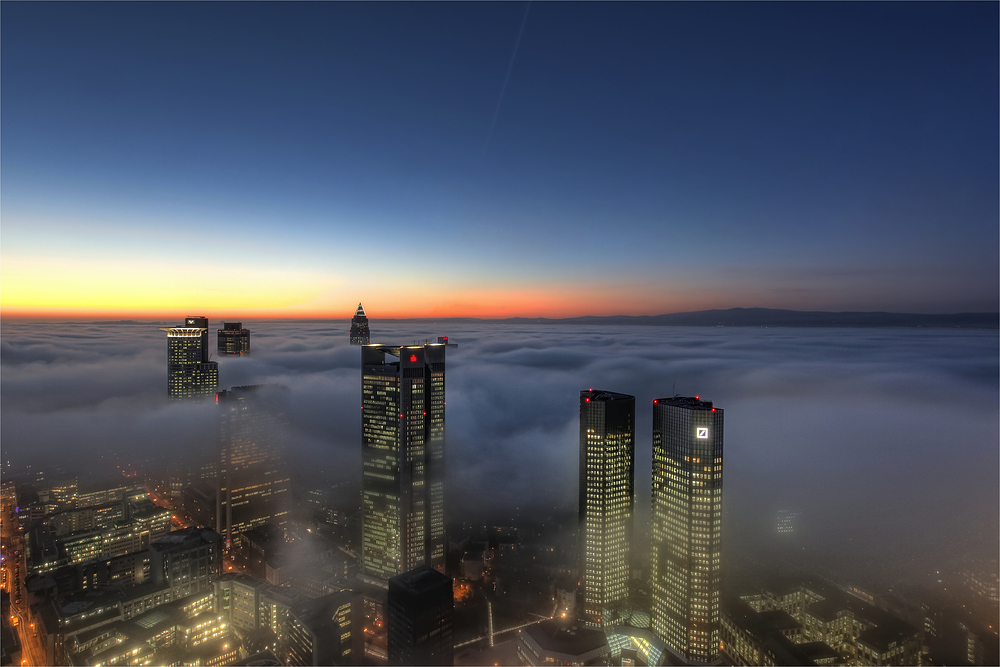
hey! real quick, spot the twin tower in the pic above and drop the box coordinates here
[580,390,724,664]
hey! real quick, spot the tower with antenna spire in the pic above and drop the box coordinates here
[350,303,370,345]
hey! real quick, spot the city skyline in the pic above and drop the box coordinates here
[1,1,997,662]
[2,2,997,319]
[1,316,997,663]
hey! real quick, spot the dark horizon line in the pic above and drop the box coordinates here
[2,307,997,329]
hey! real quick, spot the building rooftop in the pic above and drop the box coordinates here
[390,566,450,596]
[523,619,608,658]
[759,609,803,632]
[150,526,220,552]
[581,389,634,402]
[654,396,715,410]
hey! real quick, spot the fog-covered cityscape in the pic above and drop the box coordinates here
[1,311,996,666]
[3,1,998,665]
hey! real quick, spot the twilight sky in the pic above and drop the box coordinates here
[2,2,997,318]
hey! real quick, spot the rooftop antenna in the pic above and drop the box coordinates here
[672,382,676,396]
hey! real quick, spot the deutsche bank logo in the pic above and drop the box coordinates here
[696,428,709,439]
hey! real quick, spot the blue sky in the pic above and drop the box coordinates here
[2,2,997,317]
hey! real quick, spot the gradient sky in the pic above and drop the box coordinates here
[2,2,997,318]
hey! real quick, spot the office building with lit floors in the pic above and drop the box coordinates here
[650,396,723,664]
[217,322,250,355]
[216,385,291,551]
[351,302,370,345]
[286,591,358,665]
[579,389,635,628]
[387,566,453,666]
[361,342,446,583]
[162,316,219,398]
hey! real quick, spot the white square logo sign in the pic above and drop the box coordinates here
[696,428,709,439]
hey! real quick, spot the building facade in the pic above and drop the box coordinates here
[361,343,446,583]
[350,303,370,345]
[650,396,724,663]
[217,322,251,355]
[163,316,219,399]
[216,385,291,551]
[387,566,453,666]
[286,591,357,666]
[578,389,635,628]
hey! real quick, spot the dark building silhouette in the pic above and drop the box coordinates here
[650,396,724,663]
[361,343,446,583]
[161,316,218,398]
[579,389,635,628]
[286,591,358,665]
[387,566,453,666]
[218,322,251,355]
[216,385,291,551]
[516,618,611,665]
[350,303,370,345]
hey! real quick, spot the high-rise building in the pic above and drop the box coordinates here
[387,566,453,666]
[286,591,357,666]
[361,343,446,583]
[218,322,251,355]
[162,316,219,399]
[351,303,370,345]
[579,389,635,628]
[216,385,291,551]
[650,396,724,663]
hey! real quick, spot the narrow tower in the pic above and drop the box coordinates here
[579,389,635,628]
[351,303,371,345]
[650,396,723,663]
[162,316,219,399]
[361,342,446,584]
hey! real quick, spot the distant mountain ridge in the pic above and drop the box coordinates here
[382,308,999,329]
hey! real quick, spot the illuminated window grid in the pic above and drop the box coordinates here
[579,390,635,628]
[361,345,447,582]
[650,398,723,663]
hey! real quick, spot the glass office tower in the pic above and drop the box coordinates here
[216,385,291,551]
[650,396,723,663]
[361,343,446,583]
[218,322,251,355]
[579,389,635,628]
[162,316,219,399]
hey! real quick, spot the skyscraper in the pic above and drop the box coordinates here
[387,566,453,666]
[162,316,219,399]
[650,396,723,663]
[579,389,635,628]
[216,385,291,551]
[351,303,370,345]
[361,343,446,583]
[218,322,251,355]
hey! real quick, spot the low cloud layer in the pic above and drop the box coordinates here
[2,318,997,587]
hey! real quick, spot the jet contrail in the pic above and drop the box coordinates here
[484,1,532,157]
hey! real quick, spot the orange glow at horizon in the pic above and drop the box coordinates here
[1,254,745,320]
[0,286,731,321]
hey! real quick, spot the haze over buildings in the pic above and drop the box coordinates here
[0,1,998,664]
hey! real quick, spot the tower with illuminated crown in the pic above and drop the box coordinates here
[579,389,635,628]
[162,316,219,399]
[650,396,723,663]
[351,303,370,345]
[361,342,446,584]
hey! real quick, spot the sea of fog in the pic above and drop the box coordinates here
[2,319,997,589]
